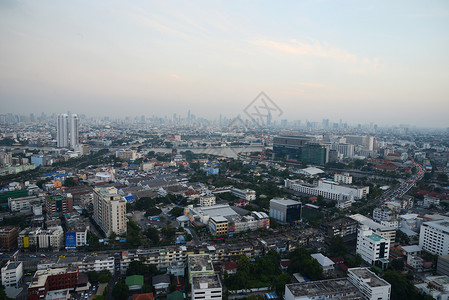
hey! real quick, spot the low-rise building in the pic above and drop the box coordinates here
[28,267,79,300]
[199,194,216,207]
[0,226,19,251]
[18,226,64,250]
[1,260,23,288]
[230,188,256,201]
[415,275,449,300]
[347,268,391,300]
[8,195,42,213]
[191,274,222,300]
[269,198,302,225]
[285,278,362,300]
[311,253,334,273]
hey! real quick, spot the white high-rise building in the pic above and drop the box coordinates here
[70,114,79,149]
[57,114,69,148]
[419,220,449,256]
[356,226,390,267]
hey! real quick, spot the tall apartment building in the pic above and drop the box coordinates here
[57,113,79,149]
[70,114,79,149]
[93,187,127,236]
[57,114,69,148]
[45,194,73,217]
[419,220,449,255]
[356,226,390,267]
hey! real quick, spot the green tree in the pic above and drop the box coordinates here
[87,271,100,283]
[169,206,185,217]
[383,270,415,300]
[328,236,347,257]
[391,259,405,271]
[112,280,129,300]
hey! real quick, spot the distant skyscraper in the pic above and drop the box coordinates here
[57,114,69,148]
[70,114,79,149]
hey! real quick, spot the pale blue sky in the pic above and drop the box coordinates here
[1,0,448,127]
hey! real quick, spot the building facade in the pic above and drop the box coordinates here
[419,220,449,256]
[1,260,23,288]
[269,198,302,225]
[356,226,390,267]
[93,186,127,236]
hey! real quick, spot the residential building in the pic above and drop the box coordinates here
[311,253,334,273]
[415,276,449,300]
[1,260,23,288]
[28,267,79,300]
[92,186,127,236]
[18,226,64,250]
[350,214,396,244]
[0,226,19,251]
[419,220,449,255]
[230,188,256,201]
[77,255,114,273]
[57,114,69,148]
[334,173,353,184]
[70,114,79,150]
[356,226,390,267]
[199,194,216,207]
[187,254,214,283]
[269,198,302,225]
[45,194,73,217]
[321,217,358,242]
[347,268,391,300]
[116,149,138,161]
[191,274,222,300]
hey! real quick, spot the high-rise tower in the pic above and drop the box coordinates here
[70,114,79,149]
[57,114,69,148]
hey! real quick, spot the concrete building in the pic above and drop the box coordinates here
[0,226,19,251]
[57,114,69,148]
[269,198,302,225]
[311,253,334,273]
[199,194,216,207]
[347,268,391,300]
[419,220,449,255]
[191,274,222,300]
[334,173,353,184]
[415,275,449,300]
[187,254,214,283]
[209,216,228,236]
[356,226,390,267]
[230,188,256,201]
[285,278,362,300]
[18,226,64,250]
[285,179,369,201]
[116,149,138,161]
[321,217,358,241]
[350,214,396,244]
[77,255,114,273]
[28,267,79,300]
[69,114,79,150]
[45,194,73,217]
[438,255,449,276]
[92,186,127,236]
[8,195,42,213]
[1,260,23,288]
[184,204,239,225]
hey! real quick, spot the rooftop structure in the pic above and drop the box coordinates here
[285,278,362,300]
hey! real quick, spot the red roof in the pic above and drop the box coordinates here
[133,293,154,300]
[280,259,291,267]
[330,257,344,264]
[222,261,238,271]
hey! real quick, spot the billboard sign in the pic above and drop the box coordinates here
[65,232,76,249]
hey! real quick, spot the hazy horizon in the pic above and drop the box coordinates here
[1,1,448,128]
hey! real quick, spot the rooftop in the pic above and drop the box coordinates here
[270,198,301,206]
[286,278,361,299]
[188,254,214,272]
[192,274,222,290]
[348,268,390,288]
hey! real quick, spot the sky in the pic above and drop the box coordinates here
[1,0,448,128]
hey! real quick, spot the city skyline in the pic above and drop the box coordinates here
[1,1,448,128]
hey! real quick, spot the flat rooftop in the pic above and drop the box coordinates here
[270,198,301,206]
[192,274,222,290]
[188,254,214,272]
[286,278,361,299]
[423,220,449,233]
[349,268,390,287]
[350,214,395,231]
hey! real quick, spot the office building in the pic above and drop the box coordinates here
[437,255,449,276]
[191,274,222,300]
[273,135,328,165]
[419,220,449,255]
[1,260,23,288]
[209,216,228,236]
[45,194,73,217]
[334,173,353,184]
[57,114,69,148]
[269,198,302,225]
[93,186,127,236]
[347,268,391,300]
[70,114,79,149]
[356,226,390,267]
[0,226,20,251]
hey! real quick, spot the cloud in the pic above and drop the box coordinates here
[298,82,325,88]
[170,73,180,79]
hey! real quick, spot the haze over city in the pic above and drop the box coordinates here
[1,0,448,127]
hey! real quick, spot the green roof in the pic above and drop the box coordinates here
[126,275,144,287]
[167,291,185,300]
[369,233,384,242]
